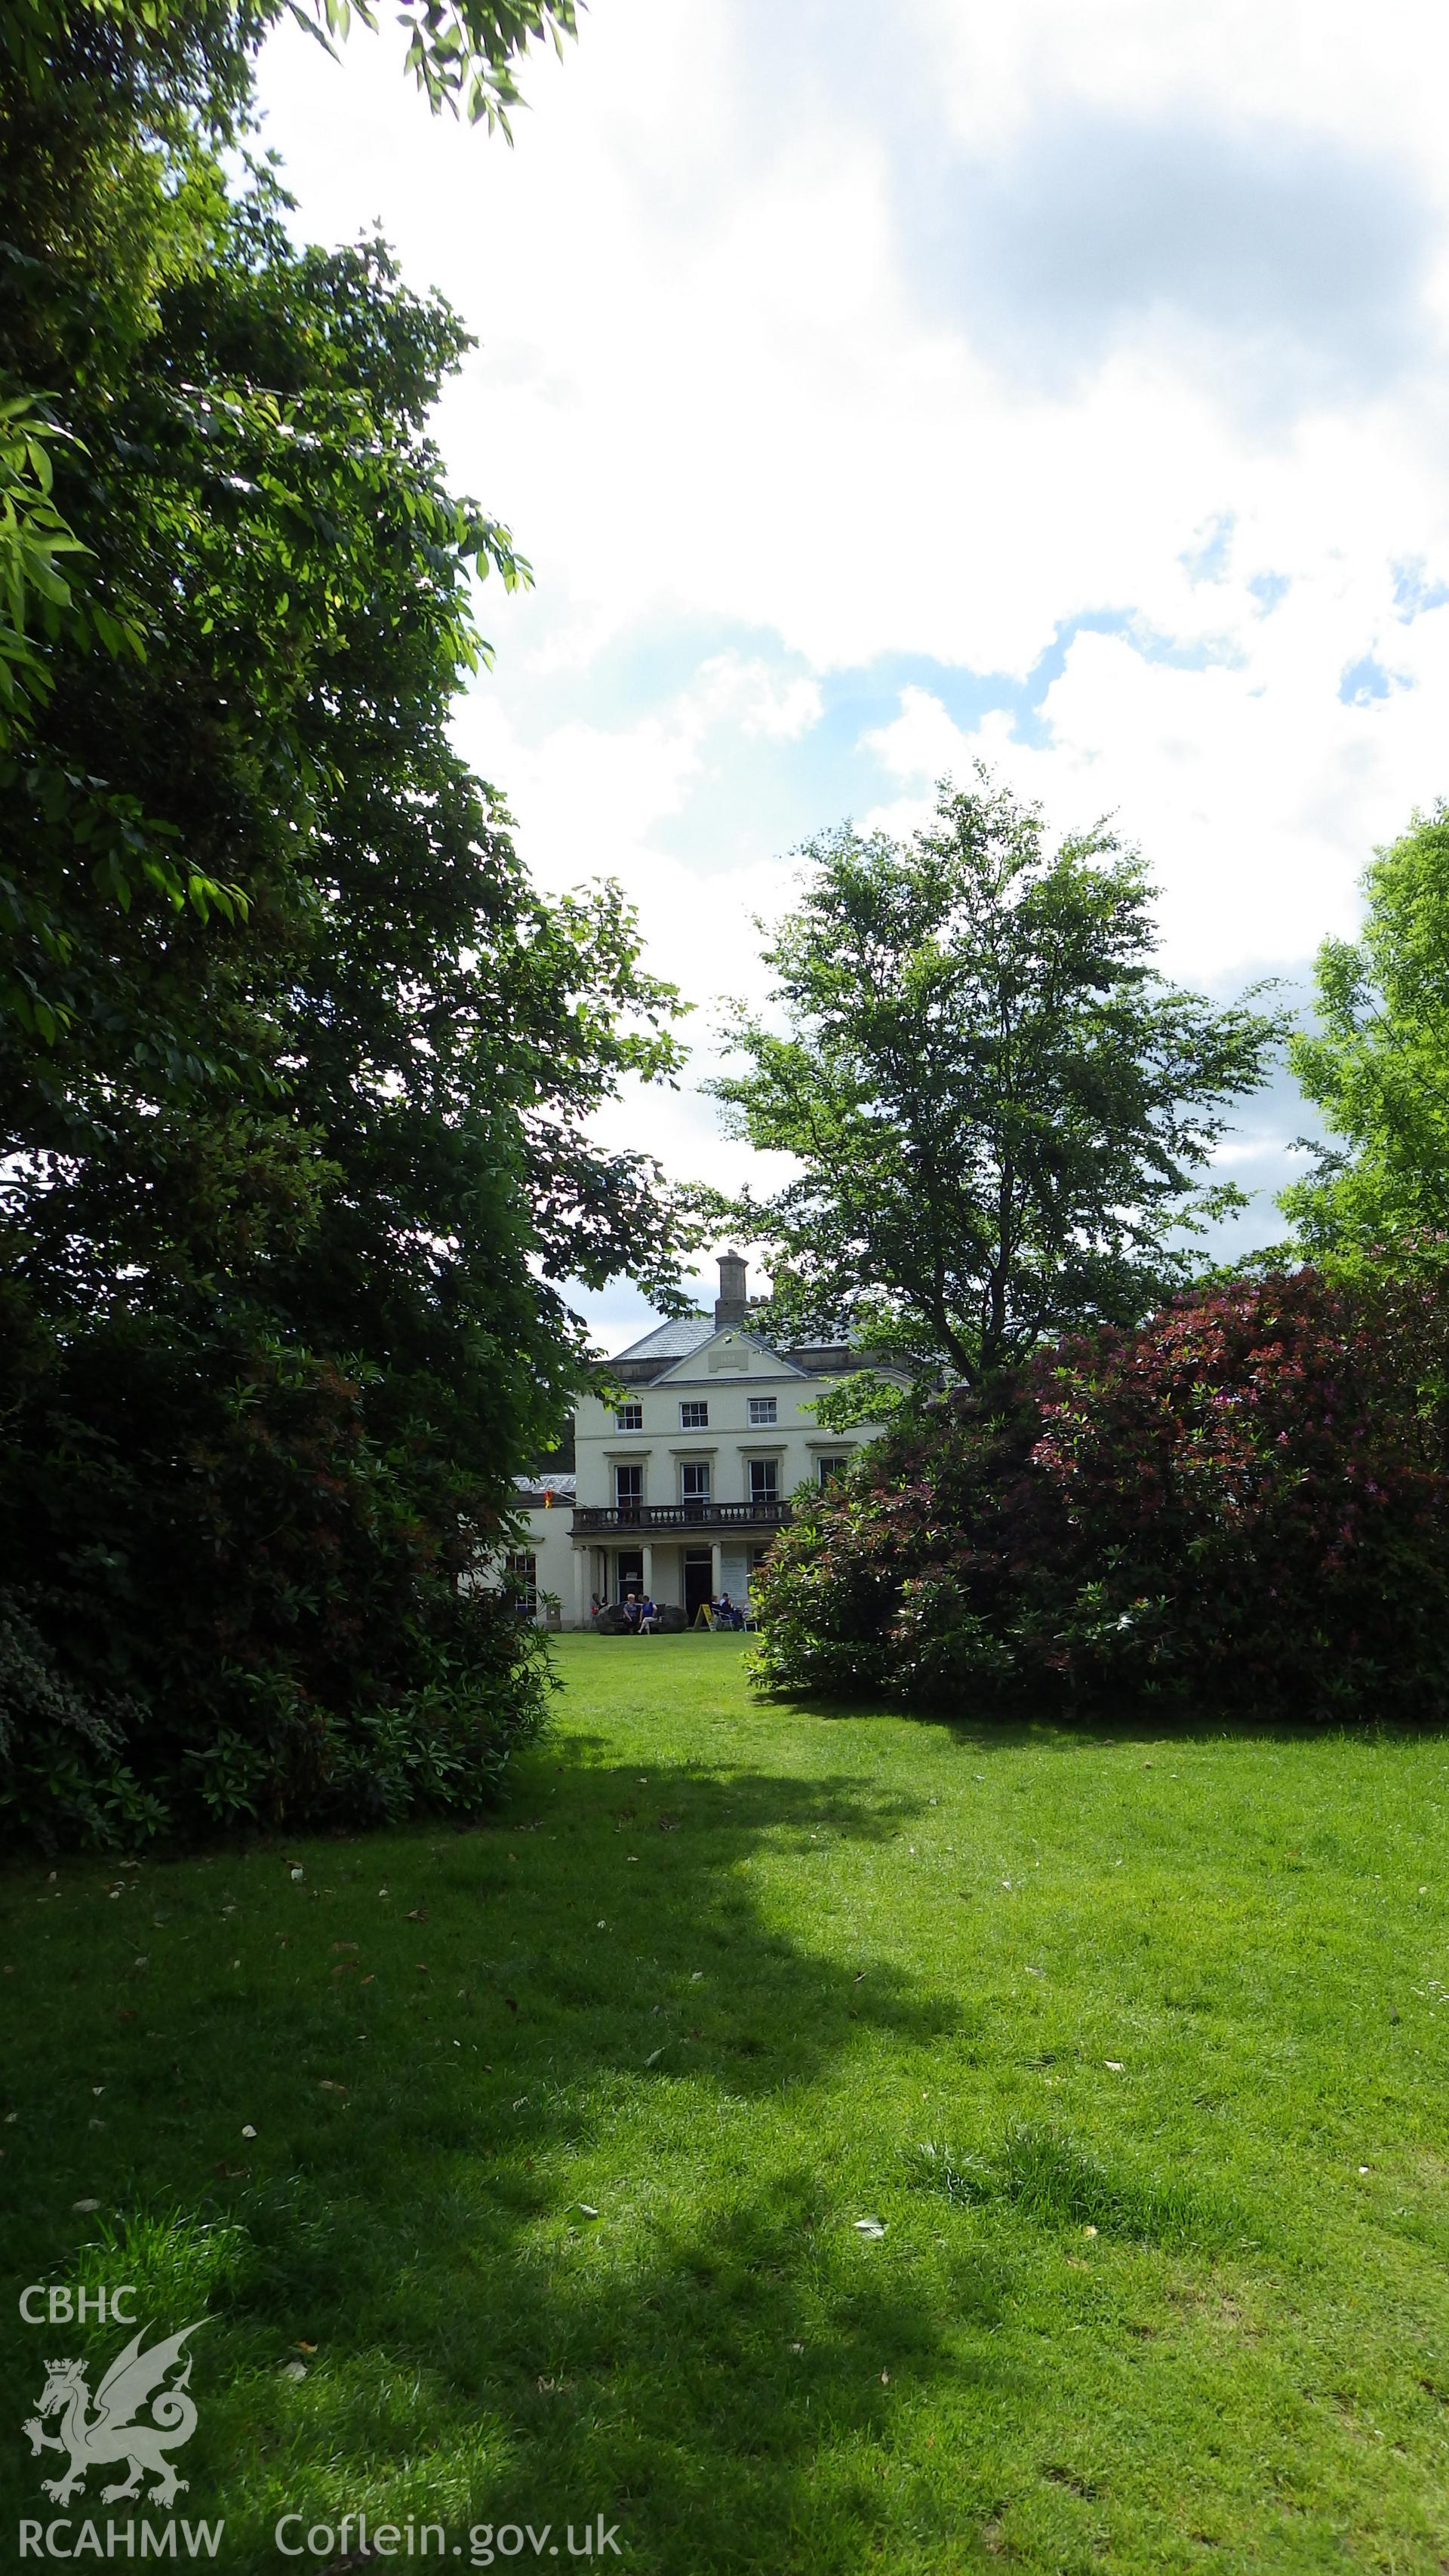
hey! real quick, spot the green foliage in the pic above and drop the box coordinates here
[752,1267,1449,1722]
[804,1368,915,1434]
[1283,802,1449,1273]
[1,0,580,149]
[0,1589,155,1852]
[710,769,1283,1383]
[374,0,581,130]
[0,0,691,1848]
[0,1310,563,1848]
[0,398,99,711]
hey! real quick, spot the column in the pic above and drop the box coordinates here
[572,1547,586,1631]
[641,1543,654,1596]
[710,1541,722,1602]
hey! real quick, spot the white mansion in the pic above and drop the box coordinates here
[500,1254,911,1628]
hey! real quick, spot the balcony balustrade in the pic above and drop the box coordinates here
[572,1500,791,1534]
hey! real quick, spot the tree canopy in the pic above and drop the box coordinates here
[1282,803,1449,1272]
[0,0,699,1846]
[709,772,1282,1389]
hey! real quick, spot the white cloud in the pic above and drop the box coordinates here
[693,656,823,740]
[453,664,812,1141]
[252,0,1449,1334]
[260,6,1449,689]
[862,576,1449,981]
[918,0,1449,174]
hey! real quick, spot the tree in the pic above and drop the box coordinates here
[1282,803,1449,1270]
[0,0,702,1846]
[710,771,1282,1389]
[0,0,582,726]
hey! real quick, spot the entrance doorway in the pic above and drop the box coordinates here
[684,1550,713,1621]
[614,1549,644,1602]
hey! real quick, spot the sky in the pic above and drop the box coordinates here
[255,0,1449,1352]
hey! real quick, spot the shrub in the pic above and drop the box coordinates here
[0,1310,552,1850]
[752,1269,1449,1721]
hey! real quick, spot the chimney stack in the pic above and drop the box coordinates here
[714,1249,748,1331]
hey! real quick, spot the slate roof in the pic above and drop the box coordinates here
[610,1313,715,1365]
[607,1310,906,1385]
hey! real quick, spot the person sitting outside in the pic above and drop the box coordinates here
[638,1593,660,1636]
[621,1591,642,1633]
[715,1590,742,1631]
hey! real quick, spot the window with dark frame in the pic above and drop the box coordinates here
[817,1454,850,1486]
[679,1399,709,1429]
[748,1458,779,1507]
[615,1401,643,1431]
[503,1550,538,1614]
[614,1463,643,1520]
[681,1461,711,1519]
[747,1396,777,1426]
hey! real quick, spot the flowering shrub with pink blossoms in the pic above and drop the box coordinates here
[752,1270,1449,1720]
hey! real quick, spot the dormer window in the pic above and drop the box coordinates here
[747,1396,777,1426]
[679,1400,709,1429]
[615,1402,643,1431]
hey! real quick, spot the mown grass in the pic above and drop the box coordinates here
[6,1636,1449,2571]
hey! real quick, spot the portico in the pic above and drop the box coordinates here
[573,1505,786,1617]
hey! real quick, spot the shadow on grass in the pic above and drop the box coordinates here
[2,1746,1039,2574]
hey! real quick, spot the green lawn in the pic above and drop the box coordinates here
[6,1637,1449,2572]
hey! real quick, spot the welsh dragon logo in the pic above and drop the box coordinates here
[24,2320,205,2508]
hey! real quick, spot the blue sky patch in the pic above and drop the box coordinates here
[1338,654,1404,706]
[1247,571,1291,614]
[1391,558,1449,620]
[1181,514,1236,583]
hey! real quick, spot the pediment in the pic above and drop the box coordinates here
[653,1329,809,1385]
